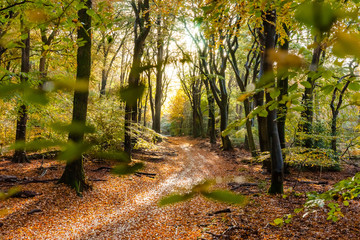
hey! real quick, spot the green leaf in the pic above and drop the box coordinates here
[343,200,349,206]
[10,139,64,151]
[119,84,145,107]
[111,162,144,176]
[268,102,278,111]
[301,81,312,88]
[333,33,360,58]
[322,71,333,80]
[270,88,281,99]
[294,208,303,214]
[288,83,298,92]
[322,85,335,95]
[57,142,91,163]
[24,89,49,105]
[201,190,247,205]
[258,109,268,117]
[273,218,284,226]
[158,193,194,206]
[192,180,214,193]
[222,118,247,137]
[295,2,337,33]
[0,187,21,200]
[290,106,305,112]
[257,72,275,89]
[51,121,95,134]
[348,82,360,91]
[352,93,360,106]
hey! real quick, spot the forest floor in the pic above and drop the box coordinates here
[0,137,360,239]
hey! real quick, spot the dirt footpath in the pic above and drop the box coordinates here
[0,137,241,239]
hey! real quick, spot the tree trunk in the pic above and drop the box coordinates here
[331,114,337,154]
[268,103,284,194]
[153,17,163,133]
[124,0,151,156]
[220,101,232,150]
[204,79,216,144]
[58,0,92,193]
[298,40,322,148]
[12,21,30,163]
[277,24,290,151]
[260,9,283,194]
[192,82,203,138]
[100,68,107,96]
[255,91,270,152]
[244,99,256,156]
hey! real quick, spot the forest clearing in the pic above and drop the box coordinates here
[0,0,360,239]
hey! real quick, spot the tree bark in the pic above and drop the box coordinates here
[298,39,323,148]
[124,0,151,156]
[12,20,30,163]
[277,24,290,151]
[204,78,216,144]
[259,9,283,194]
[153,16,163,133]
[192,81,203,138]
[58,0,92,193]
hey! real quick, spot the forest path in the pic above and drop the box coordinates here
[0,137,241,240]
[83,137,239,239]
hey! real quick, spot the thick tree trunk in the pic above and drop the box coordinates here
[268,104,284,194]
[59,0,92,193]
[13,105,29,163]
[12,22,30,163]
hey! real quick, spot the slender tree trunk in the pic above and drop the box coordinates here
[100,68,107,96]
[298,39,322,148]
[13,21,30,163]
[255,91,270,152]
[204,78,216,144]
[331,114,337,153]
[153,17,163,133]
[144,90,148,127]
[244,99,256,156]
[260,9,283,194]
[147,70,155,123]
[192,83,203,138]
[124,0,151,156]
[58,0,92,193]
[277,24,290,150]
[220,101,232,150]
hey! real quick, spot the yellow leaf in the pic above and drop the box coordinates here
[237,92,253,102]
